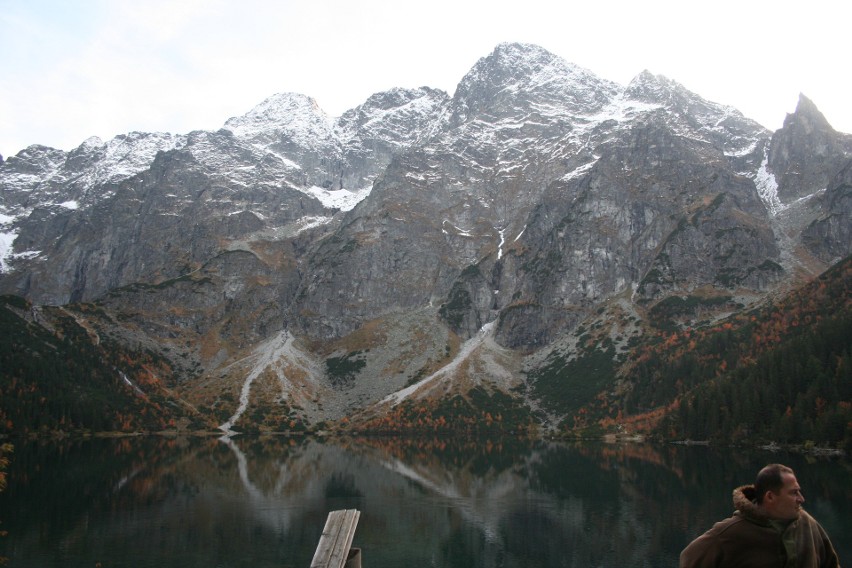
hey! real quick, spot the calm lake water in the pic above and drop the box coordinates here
[0,436,849,567]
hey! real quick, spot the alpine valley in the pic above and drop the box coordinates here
[1,43,850,444]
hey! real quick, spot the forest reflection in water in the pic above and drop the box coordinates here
[0,435,849,567]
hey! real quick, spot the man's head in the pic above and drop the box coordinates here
[755,463,805,520]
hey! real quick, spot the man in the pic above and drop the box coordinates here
[680,463,841,567]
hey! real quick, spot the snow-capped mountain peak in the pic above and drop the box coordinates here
[451,42,620,123]
[334,87,450,149]
[221,92,336,148]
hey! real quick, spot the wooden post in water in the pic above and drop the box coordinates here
[310,509,361,568]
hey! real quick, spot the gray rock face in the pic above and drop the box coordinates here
[1,42,850,421]
[0,89,448,304]
[290,43,794,349]
[801,161,852,262]
[336,87,451,188]
[4,144,325,303]
[768,95,852,203]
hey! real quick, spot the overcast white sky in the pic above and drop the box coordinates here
[1,0,849,158]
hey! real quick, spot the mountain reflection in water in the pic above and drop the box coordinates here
[1,436,849,567]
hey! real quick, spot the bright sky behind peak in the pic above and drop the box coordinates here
[1,0,849,158]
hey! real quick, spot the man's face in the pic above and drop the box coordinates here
[765,472,805,520]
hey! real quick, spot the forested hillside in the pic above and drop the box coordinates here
[0,297,209,435]
[606,257,851,448]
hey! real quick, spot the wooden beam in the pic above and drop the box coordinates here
[310,509,361,568]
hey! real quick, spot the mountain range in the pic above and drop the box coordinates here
[1,42,850,439]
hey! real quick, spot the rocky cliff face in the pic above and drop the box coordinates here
[769,94,852,202]
[800,161,852,262]
[2,42,850,430]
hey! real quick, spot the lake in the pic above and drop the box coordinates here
[0,436,848,567]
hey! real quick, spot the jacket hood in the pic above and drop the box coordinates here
[733,484,772,524]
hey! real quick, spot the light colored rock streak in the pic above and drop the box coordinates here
[219,331,317,434]
[383,321,497,406]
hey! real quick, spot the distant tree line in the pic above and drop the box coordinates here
[0,296,207,435]
[668,311,851,447]
[618,257,851,448]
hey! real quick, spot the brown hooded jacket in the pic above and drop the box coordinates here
[679,485,840,568]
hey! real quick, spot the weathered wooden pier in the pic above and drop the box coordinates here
[310,509,362,568]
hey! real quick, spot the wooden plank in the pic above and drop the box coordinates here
[310,509,361,568]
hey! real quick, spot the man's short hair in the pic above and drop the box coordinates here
[754,464,795,504]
